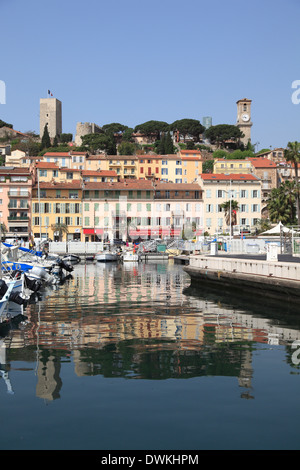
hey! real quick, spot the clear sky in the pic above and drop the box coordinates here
[1,0,300,150]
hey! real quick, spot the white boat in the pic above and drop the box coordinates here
[122,251,139,262]
[95,252,119,262]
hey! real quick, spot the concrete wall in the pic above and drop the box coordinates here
[189,255,300,281]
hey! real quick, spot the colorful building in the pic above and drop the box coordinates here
[198,173,262,235]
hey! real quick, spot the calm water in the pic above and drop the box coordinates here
[0,260,300,450]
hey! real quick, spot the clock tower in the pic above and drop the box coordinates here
[236,98,252,147]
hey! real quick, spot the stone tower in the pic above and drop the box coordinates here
[40,98,62,139]
[236,98,252,147]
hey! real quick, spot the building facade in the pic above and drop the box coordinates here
[198,173,262,235]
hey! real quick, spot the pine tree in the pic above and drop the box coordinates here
[41,124,51,149]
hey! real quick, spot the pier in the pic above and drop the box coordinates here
[184,254,300,304]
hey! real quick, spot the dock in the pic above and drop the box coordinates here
[184,254,300,304]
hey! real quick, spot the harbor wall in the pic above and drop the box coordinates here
[184,255,300,304]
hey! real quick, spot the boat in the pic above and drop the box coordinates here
[122,250,139,262]
[61,254,81,265]
[95,252,119,262]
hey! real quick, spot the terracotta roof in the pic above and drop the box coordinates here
[81,170,118,176]
[200,173,259,181]
[86,155,108,160]
[83,179,154,191]
[180,150,202,154]
[60,167,81,172]
[43,152,70,157]
[155,182,202,190]
[0,167,31,175]
[34,180,82,189]
[36,162,59,169]
[248,157,277,168]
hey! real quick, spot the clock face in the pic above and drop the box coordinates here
[242,113,249,122]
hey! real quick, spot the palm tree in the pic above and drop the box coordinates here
[267,181,297,225]
[51,222,69,241]
[284,141,300,221]
[220,200,239,235]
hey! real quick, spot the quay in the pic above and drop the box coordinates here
[184,254,300,304]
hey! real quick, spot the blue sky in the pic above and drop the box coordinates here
[1,0,299,150]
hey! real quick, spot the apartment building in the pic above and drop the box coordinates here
[31,181,82,241]
[213,159,253,174]
[198,173,262,235]
[0,167,32,240]
[81,180,203,242]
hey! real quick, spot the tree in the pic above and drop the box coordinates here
[284,141,300,221]
[0,119,13,129]
[102,123,128,135]
[60,133,73,143]
[202,160,214,173]
[80,133,116,154]
[267,181,298,225]
[205,124,244,148]
[254,218,272,234]
[220,200,239,235]
[51,222,69,241]
[117,141,136,155]
[155,132,175,154]
[41,124,51,149]
[170,119,205,142]
[134,120,169,141]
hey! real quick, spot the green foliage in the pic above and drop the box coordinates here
[155,132,174,154]
[80,133,116,154]
[205,124,244,147]
[11,138,42,156]
[41,124,51,149]
[134,120,169,139]
[117,141,136,155]
[226,149,255,159]
[256,148,270,155]
[0,119,13,129]
[212,149,228,159]
[267,180,298,224]
[220,200,239,234]
[170,118,205,142]
[60,133,73,143]
[202,160,214,173]
[102,123,128,135]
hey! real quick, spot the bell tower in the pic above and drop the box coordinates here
[236,98,252,147]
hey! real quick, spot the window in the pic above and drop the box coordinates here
[176,161,181,165]
[53,170,58,177]
[252,190,258,198]
[69,190,78,199]
[55,203,61,214]
[175,168,182,175]
[162,168,168,175]
[39,169,47,177]
[140,167,144,174]
[217,190,223,198]
[241,189,247,198]
[206,204,213,213]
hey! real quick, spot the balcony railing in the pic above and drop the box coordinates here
[8,191,30,197]
[8,216,29,221]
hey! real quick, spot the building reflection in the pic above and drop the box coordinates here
[1,262,300,402]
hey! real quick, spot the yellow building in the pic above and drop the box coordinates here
[213,159,253,174]
[198,173,262,235]
[31,181,83,241]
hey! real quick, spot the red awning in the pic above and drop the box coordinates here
[83,229,95,234]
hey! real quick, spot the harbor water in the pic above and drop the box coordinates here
[1,260,300,450]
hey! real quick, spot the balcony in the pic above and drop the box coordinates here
[8,204,29,209]
[8,216,29,221]
[8,191,30,197]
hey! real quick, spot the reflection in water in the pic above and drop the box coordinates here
[1,261,300,403]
